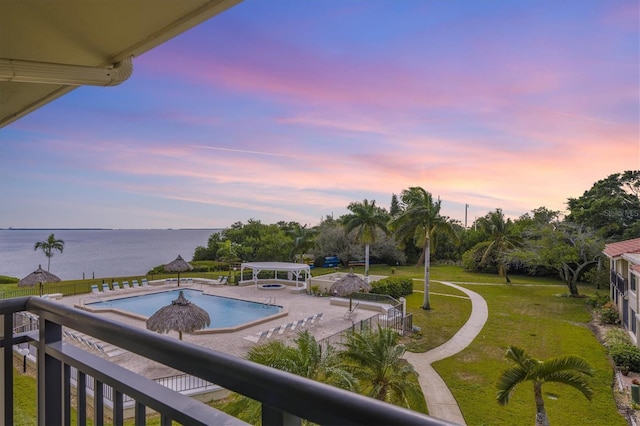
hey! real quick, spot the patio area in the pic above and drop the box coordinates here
[52,280,378,380]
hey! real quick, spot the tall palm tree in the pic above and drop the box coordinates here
[478,209,520,283]
[33,233,65,271]
[342,199,389,276]
[497,345,594,426]
[340,326,422,409]
[390,187,457,309]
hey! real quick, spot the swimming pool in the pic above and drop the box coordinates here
[85,289,282,330]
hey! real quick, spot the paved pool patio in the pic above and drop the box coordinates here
[55,280,378,379]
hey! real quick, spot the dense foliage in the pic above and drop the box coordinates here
[192,170,638,299]
[370,276,413,299]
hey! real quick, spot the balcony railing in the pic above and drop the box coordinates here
[1,296,454,425]
[611,271,627,293]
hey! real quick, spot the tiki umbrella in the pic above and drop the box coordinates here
[146,291,210,340]
[164,255,193,287]
[330,271,372,311]
[18,264,61,296]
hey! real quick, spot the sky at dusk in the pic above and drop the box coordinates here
[1,0,638,229]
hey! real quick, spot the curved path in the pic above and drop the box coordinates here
[404,281,489,425]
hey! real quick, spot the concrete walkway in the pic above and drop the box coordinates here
[404,281,489,426]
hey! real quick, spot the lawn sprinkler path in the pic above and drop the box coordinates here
[404,280,489,426]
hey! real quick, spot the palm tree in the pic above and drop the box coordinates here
[33,233,65,271]
[288,223,317,263]
[477,209,520,283]
[340,326,422,409]
[222,331,355,424]
[342,199,389,276]
[390,187,457,309]
[497,345,594,426]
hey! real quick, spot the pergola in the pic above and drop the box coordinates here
[240,262,311,289]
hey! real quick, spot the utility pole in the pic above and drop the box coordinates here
[464,204,469,230]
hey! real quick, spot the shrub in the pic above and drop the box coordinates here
[585,292,611,310]
[599,302,620,325]
[0,275,19,285]
[609,344,640,374]
[370,276,413,299]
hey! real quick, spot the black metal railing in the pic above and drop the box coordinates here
[1,296,454,426]
[611,271,627,293]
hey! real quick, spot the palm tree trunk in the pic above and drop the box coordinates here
[533,382,549,426]
[422,236,431,310]
[365,244,370,276]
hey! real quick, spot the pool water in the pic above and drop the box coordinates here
[87,289,281,329]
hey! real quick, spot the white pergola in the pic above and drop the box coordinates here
[240,262,311,289]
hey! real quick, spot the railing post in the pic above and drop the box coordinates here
[1,313,13,426]
[38,317,62,426]
[262,404,302,426]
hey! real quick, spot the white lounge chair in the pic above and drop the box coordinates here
[278,322,293,335]
[141,279,149,288]
[290,319,304,332]
[112,282,122,291]
[91,284,100,294]
[131,280,140,289]
[310,313,323,326]
[220,276,228,285]
[243,330,269,344]
[101,283,112,293]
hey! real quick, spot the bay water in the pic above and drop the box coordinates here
[0,229,219,281]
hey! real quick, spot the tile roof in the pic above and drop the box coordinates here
[603,238,640,258]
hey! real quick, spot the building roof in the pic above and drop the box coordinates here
[241,262,311,272]
[603,238,640,258]
[0,0,242,128]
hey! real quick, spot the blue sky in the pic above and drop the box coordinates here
[1,0,638,229]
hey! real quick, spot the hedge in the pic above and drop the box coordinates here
[370,276,413,299]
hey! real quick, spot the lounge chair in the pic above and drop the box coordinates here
[265,326,281,338]
[310,312,323,326]
[112,282,122,291]
[131,280,140,289]
[278,322,293,335]
[141,279,149,288]
[91,284,100,294]
[101,283,112,293]
[216,276,224,283]
[220,276,228,285]
[290,319,304,332]
[243,329,269,344]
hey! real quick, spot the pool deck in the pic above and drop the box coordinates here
[55,281,377,379]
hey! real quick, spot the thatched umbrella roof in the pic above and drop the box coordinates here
[164,255,193,287]
[18,265,61,295]
[146,291,210,340]
[330,272,372,310]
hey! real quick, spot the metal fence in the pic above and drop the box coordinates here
[1,297,452,426]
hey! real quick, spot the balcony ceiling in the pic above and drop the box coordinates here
[0,0,242,128]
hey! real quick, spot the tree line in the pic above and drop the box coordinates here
[193,170,640,303]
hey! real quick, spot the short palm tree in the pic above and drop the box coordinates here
[390,187,457,309]
[340,326,422,409]
[478,209,520,283]
[33,233,65,271]
[497,345,594,426]
[342,199,389,276]
[288,223,317,263]
[222,331,355,424]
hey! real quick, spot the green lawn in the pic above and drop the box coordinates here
[12,264,625,425]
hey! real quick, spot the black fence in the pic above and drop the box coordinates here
[0,296,453,426]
